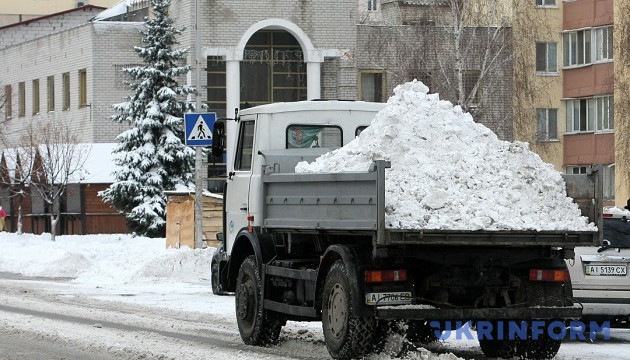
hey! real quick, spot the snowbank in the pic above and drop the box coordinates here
[296,81,595,232]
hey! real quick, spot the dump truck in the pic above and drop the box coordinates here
[210,100,602,360]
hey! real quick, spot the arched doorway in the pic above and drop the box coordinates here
[240,30,307,108]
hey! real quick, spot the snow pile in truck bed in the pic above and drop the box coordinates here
[295,80,596,231]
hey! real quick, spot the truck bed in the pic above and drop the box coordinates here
[262,160,601,247]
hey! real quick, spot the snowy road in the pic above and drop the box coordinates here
[0,273,628,360]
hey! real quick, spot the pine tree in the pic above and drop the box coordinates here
[100,0,195,237]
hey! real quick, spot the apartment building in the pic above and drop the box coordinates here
[561,0,615,205]
[511,0,621,205]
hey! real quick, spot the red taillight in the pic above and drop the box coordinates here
[529,269,570,282]
[365,270,407,283]
[603,213,613,218]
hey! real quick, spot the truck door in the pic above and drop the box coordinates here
[225,119,256,253]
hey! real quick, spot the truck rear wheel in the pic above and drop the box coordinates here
[407,320,441,344]
[478,280,564,359]
[235,255,283,346]
[322,260,378,359]
[478,319,560,360]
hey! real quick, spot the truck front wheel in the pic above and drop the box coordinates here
[322,260,377,359]
[235,255,283,345]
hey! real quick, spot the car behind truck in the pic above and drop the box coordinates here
[210,100,602,359]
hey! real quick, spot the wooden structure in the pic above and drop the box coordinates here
[0,144,129,235]
[165,191,223,248]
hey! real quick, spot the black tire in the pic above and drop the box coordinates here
[478,280,564,360]
[235,255,283,346]
[211,262,228,295]
[322,260,378,359]
[407,320,441,344]
[371,320,410,357]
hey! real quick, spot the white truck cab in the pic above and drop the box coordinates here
[223,100,385,254]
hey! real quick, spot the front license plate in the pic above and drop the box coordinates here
[584,264,627,276]
[365,292,412,305]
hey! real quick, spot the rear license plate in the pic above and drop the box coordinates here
[584,264,627,276]
[365,292,412,305]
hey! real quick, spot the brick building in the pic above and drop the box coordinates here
[0,0,517,234]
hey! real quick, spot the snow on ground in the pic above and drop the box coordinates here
[0,232,628,359]
[0,232,461,360]
[296,80,595,232]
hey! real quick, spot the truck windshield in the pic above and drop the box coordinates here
[602,218,630,248]
[286,125,342,149]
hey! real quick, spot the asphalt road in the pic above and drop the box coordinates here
[0,272,628,360]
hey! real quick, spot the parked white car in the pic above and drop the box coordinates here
[567,207,630,327]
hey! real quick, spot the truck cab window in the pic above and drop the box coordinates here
[286,125,342,149]
[235,121,255,170]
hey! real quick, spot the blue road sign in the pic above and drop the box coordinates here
[185,113,216,146]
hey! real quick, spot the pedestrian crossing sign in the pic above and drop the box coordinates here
[185,113,216,146]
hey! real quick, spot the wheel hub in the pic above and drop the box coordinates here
[237,283,252,320]
[327,283,348,339]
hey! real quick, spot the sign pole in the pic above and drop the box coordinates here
[194,147,203,249]
[193,0,203,249]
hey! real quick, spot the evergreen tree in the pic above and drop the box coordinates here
[100,0,195,237]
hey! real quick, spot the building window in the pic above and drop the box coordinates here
[594,26,613,62]
[536,108,558,141]
[536,0,556,7]
[536,42,557,74]
[563,29,591,67]
[78,69,87,108]
[235,120,255,171]
[286,125,342,149]
[360,70,386,102]
[4,85,11,119]
[595,95,614,131]
[32,79,40,115]
[241,31,306,108]
[62,72,70,110]
[368,0,378,11]
[565,96,614,133]
[603,165,615,200]
[463,70,481,105]
[18,82,25,117]
[47,76,55,112]
[565,99,594,133]
[206,56,226,118]
[566,166,588,175]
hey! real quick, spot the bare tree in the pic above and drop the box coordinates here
[0,135,37,235]
[358,0,513,139]
[28,121,90,241]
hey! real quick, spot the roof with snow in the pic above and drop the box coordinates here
[0,5,105,31]
[1,143,116,184]
[92,0,150,21]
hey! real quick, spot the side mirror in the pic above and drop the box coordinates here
[212,119,226,158]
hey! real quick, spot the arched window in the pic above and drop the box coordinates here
[240,30,306,107]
